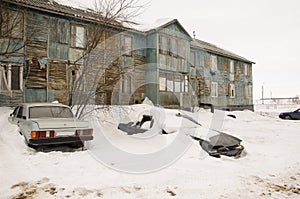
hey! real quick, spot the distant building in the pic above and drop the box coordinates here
[0,0,255,110]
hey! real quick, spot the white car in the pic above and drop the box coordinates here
[8,103,93,148]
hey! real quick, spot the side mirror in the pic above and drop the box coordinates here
[10,113,13,117]
[22,116,27,120]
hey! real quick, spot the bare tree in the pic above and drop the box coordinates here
[0,2,25,60]
[70,0,145,118]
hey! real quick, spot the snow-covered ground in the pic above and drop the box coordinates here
[0,103,300,199]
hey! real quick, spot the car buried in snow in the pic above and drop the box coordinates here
[8,103,93,148]
[279,108,300,120]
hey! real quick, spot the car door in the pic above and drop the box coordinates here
[294,109,300,120]
[8,106,20,125]
[15,106,25,126]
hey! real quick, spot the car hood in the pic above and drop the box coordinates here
[280,111,293,115]
[31,118,89,129]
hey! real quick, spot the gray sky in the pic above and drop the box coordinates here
[135,0,300,99]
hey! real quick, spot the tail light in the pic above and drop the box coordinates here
[75,129,93,136]
[31,130,56,138]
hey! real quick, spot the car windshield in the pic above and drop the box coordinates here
[29,106,74,119]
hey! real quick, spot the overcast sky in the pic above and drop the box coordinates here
[135,0,300,100]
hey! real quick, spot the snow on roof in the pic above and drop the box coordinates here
[54,0,96,11]
[127,18,176,32]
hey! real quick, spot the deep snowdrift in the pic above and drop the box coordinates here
[0,104,300,198]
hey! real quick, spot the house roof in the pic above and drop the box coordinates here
[191,39,255,64]
[131,18,192,38]
[3,0,121,26]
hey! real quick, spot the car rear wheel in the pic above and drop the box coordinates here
[284,115,292,120]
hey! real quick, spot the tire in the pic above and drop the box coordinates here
[284,115,292,120]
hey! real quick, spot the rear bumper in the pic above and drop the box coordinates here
[28,136,93,146]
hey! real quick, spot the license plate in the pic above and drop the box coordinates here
[56,131,75,136]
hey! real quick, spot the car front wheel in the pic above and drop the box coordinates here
[284,115,292,120]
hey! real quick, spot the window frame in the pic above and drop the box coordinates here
[230,83,235,98]
[121,35,133,56]
[211,82,218,97]
[211,55,217,72]
[0,65,23,91]
[70,23,86,49]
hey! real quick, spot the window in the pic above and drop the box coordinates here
[121,74,133,94]
[230,84,235,98]
[29,106,73,119]
[190,50,196,67]
[159,35,169,55]
[121,35,133,56]
[211,55,217,72]
[71,24,86,48]
[0,65,22,91]
[166,73,173,91]
[244,64,248,76]
[170,37,178,57]
[178,39,187,58]
[174,74,182,92]
[211,82,218,97]
[230,60,234,74]
[184,75,189,93]
[159,72,166,91]
[244,85,252,99]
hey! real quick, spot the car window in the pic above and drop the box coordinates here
[11,106,19,117]
[16,107,23,118]
[29,106,74,119]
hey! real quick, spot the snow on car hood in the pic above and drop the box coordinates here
[31,118,89,129]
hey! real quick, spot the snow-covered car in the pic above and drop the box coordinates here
[279,108,300,120]
[8,103,93,147]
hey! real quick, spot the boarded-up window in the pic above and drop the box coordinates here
[159,35,169,55]
[211,55,217,72]
[204,55,210,68]
[121,35,133,56]
[223,59,227,72]
[211,82,218,97]
[71,24,86,48]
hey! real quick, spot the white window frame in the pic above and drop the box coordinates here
[71,24,86,48]
[211,82,218,97]
[184,75,189,93]
[0,64,23,91]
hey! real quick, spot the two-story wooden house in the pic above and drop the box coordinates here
[0,0,254,111]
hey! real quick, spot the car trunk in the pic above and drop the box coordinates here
[31,118,89,137]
